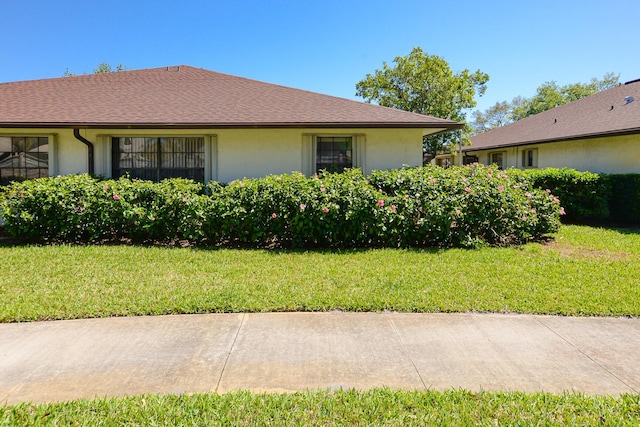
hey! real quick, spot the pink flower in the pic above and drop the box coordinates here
[103,185,109,191]
[531,208,536,213]
[113,194,120,201]
[323,207,329,213]
[455,209,461,216]
[522,215,527,221]
[525,192,532,199]
[462,178,468,183]
[321,187,326,193]
[377,199,385,207]
[271,213,277,218]
[418,207,423,212]
[464,187,471,193]
[559,207,566,216]
[313,174,319,180]
[429,178,436,185]
[497,185,504,192]
[182,197,188,202]
[391,205,397,212]
[488,173,493,178]
[299,204,306,211]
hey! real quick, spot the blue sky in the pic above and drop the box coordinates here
[3,0,639,116]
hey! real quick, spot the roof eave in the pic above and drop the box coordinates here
[464,127,640,152]
[1,121,464,130]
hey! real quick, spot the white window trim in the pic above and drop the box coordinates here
[302,134,366,176]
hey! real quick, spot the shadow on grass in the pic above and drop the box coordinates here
[0,226,556,254]
[0,228,449,255]
[563,219,640,235]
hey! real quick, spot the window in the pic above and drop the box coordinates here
[521,149,538,168]
[316,136,352,173]
[463,155,479,165]
[489,152,505,170]
[0,136,49,185]
[112,137,204,182]
[436,156,452,168]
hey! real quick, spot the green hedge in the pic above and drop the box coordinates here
[0,165,563,248]
[607,174,640,224]
[509,168,610,222]
[508,168,640,225]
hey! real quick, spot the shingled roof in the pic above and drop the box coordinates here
[0,65,462,131]
[467,79,640,151]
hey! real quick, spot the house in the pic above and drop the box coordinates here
[438,78,640,173]
[0,65,462,184]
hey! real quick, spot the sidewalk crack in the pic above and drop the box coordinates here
[534,316,637,393]
[215,313,245,393]
[386,313,428,389]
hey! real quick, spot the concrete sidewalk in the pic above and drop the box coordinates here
[1,312,639,404]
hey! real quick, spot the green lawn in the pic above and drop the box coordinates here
[1,225,639,322]
[2,389,640,426]
[3,226,639,423]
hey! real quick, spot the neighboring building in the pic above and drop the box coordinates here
[459,79,640,173]
[0,66,462,184]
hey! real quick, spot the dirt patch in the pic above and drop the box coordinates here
[543,241,632,261]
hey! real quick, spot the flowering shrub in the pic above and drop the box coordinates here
[0,175,206,242]
[0,166,563,247]
[369,164,562,247]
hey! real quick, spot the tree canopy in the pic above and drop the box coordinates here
[64,63,129,77]
[471,73,620,134]
[355,47,489,158]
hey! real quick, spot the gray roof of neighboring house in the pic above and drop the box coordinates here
[0,65,462,131]
[466,79,640,151]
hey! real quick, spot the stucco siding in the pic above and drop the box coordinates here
[1,127,426,183]
[465,134,640,174]
[361,128,423,173]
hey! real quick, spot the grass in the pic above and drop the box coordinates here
[2,389,639,426]
[2,226,639,424]
[1,225,639,322]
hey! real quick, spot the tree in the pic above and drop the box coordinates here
[93,62,128,73]
[470,100,513,134]
[471,73,620,133]
[512,73,619,120]
[64,63,129,77]
[355,47,489,158]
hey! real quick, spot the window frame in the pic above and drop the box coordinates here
[488,151,506,170]
[314,135,354,173]
[302,134,365,176]
[521,148,538,169]
[107,132,212,183]
[0,134,56,184]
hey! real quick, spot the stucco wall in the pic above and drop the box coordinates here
[465,134,640,174]
[0,127,424,182]
[362,128,423,173]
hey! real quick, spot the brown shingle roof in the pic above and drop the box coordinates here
[0,65,462,130]
[467,79,640,151]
